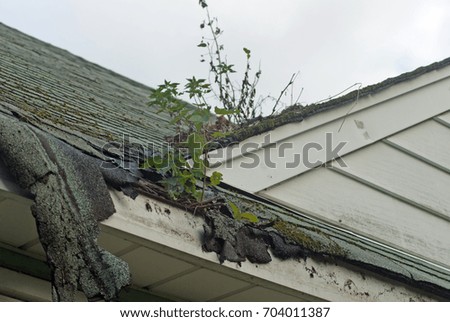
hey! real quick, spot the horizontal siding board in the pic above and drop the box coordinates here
[435,110,450,127]
[331,142,450,221]
[260,168,450,268]
[120,247,195,288]
[219,286,305,302]
[0,294,21,302]
[213,79,450,193]
[0,267,51,301]
[151,269,251,301]
[386,120,450,172]
[0,198,39,248]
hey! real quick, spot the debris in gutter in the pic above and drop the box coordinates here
[200,193,344,266]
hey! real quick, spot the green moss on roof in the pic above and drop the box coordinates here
[0,22,175,153]
[272,220,348,257]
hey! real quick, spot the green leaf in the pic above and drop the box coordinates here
[186,133,206,170]
[210,171,223,186]
[211,131,230,139]
[243,47,251,59]
[197,42,207,48]
[142,155,164,170]
[170,108,189,125]
[228,201,259,223]
[185,77,211,99]
[217,63,236,74]
[162,177,184,200]
[190,167,203,179]
[228,201,240,219]
[240,212,259,223]
[189,108,211,124]
[140,159,153,169]
[214,107,238,115]
[172,152,188,168]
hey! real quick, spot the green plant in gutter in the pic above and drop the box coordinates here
[228,201,259,223]
[144,0,261,203]
[144,1,261,223]
[145,78,225,202]
[197,8,262,124]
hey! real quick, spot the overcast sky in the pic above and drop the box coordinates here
[1,0,449,115]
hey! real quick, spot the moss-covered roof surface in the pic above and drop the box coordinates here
[0,23,175,158]
[1,22,449,300]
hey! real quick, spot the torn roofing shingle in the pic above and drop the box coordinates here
[0,22,175,158]
[0,113,131,301]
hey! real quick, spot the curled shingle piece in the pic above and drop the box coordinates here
[0,114,131,301]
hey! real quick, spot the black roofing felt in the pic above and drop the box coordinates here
[1,22,449,300]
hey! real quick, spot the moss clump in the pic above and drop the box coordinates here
[273,220,347,258]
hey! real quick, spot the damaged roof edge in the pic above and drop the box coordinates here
[207,186,450,299]
[104,181,450,300]
[0,113,131,301]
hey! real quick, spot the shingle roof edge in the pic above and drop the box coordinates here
[221,56,450,144]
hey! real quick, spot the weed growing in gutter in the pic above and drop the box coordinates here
[145,0,297,222]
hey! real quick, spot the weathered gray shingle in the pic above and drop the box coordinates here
[0,22,174,158]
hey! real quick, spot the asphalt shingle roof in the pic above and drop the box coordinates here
[0,22,174,159]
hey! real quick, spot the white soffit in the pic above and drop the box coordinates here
[0,267,86,301]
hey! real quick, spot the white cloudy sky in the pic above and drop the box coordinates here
[1,0,449,114]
